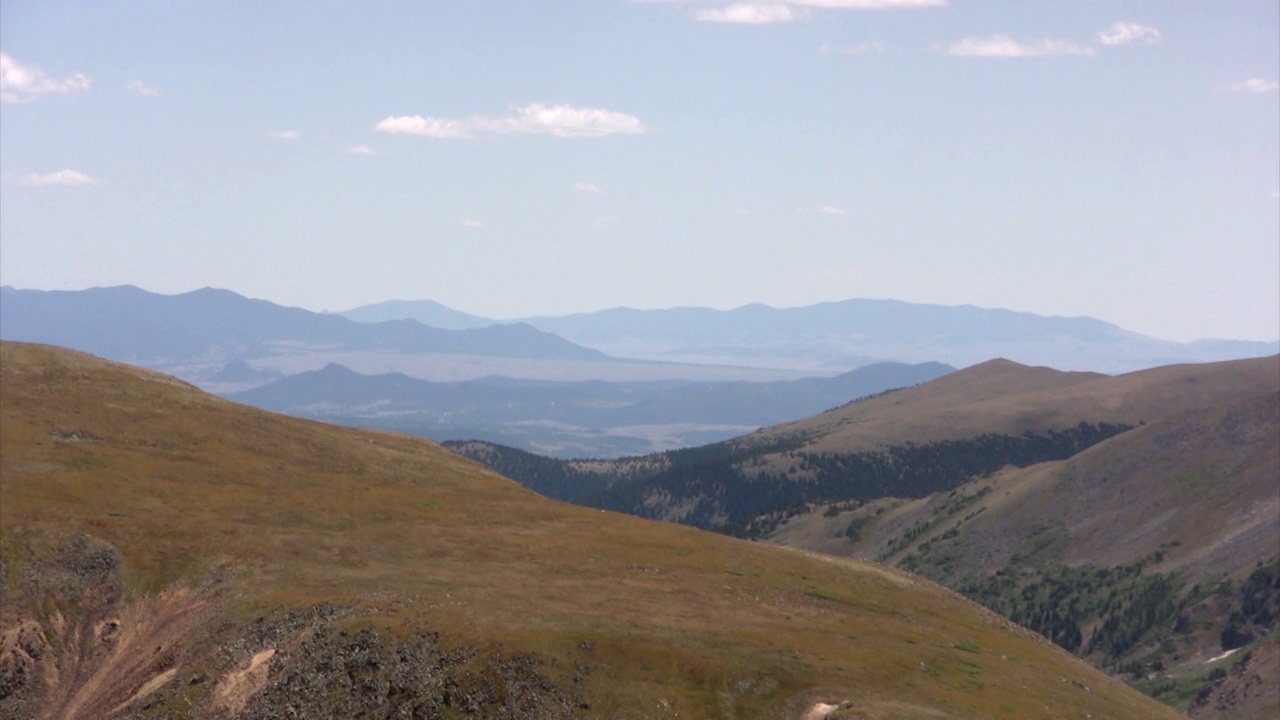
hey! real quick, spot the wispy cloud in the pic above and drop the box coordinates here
[792,0,944,6]
[946,35,1096,58]
[346,144,376,155]
[269,130,301,141]
[376,116,470,139]
[0,53,91,104]
[733,207,750,215]
[461,218,484,228]
[20,169,99,187]
[817,205,846,216]
[1096,21,1160,46]
[574,181,605,194]
[125,79,161,97]
[818,42,884,55]
[375,103,647,140]
[1220,78,1279,94]
[642,0,944,24]
[696,4,800,24]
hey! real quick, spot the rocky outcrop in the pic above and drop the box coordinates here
[1,533,587,720]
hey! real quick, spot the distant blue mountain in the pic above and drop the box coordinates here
[0,285,607,364]
[338,295,1278,373]
[339,299,495,330]
[514,300,1279,373]
[228,360,956,457]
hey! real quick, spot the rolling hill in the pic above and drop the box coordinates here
[742,355,1280,455]
[765,389,1279,716]
[450,355,1279,715]
[451,356,1278,531]
[0,341,1182,719]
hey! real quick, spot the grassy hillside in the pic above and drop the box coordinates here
[451,355,1278,716]
[772,391,1278,582]
[0,342,1181,719]
[451,357,1278,535]
[747,356,1279,457]
[766,391,1279,716]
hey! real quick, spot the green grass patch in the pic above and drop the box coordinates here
[805,586,839,602]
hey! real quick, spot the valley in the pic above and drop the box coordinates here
[451,355,1280,717]
[6,2,1276,717]
[0,341,1185,718]
[225,359,953,457]
[2,286,1277,717]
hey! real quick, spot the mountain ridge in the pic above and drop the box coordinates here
[227,359,956,457]
[341,292,1280,373]
[0,284,609,366]
[0,340,1182,718]
[448,353,1279,716]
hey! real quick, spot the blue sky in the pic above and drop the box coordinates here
[1,1,1277,342]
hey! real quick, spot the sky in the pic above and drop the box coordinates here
[1,1,1277,343]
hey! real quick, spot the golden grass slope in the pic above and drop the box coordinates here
[0,342,1184,719]
[749,355,1279,457]
[764,384,1279,717]
[772,391,1279,589]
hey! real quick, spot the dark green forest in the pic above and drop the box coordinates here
[448,421,1130,533]
[958,555,1280,677]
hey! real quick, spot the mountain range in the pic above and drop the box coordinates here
[5,286,1276,388]
[346,297,1280,374]
[226,360,955,457]
[3,282,1275,716]
[0,284,606,369]
[0,341,1184,719]
[0,285,813,386]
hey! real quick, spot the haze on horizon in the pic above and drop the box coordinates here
[1,1,1277,343]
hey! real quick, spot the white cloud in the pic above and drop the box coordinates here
[1272,191,1280,199]
[574,181,604,193]
[269,130,301,140]
[461,218,484,228]
[947,35,1096,58]
[734,207,750,215]
[1221,78,1279,94]
[1096,21,1160,46]
[0,53,91,104]
[375,103,647,140]
[696,4,799,24]
[346,144,376,155]
[818,42,884,55]
[817,205,846,215]
[643,0,944,8]
[125,79,161,97]
[642,0,945,24]
[20,169,99,187]
[374,115,471,139]
[790,0,944,6]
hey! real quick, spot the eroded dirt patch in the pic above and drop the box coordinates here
[33,585,213,720]
[0,532,219,720]
[212,647,275,717]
